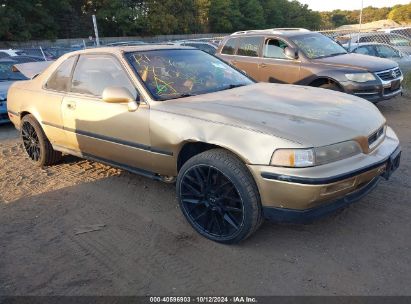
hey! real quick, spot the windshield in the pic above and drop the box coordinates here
[389,34,411,46]
[126,49,253,101]
[0,62,28,81]
[291,33,347,59]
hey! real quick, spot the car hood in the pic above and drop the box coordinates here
[397,56,411,70]
[0,81,14,101]
[155,83,386,147]
[313,53,397,72]
[395,46,411,56]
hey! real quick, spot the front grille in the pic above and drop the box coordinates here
[368,126,385,147]
[376,68,402,81]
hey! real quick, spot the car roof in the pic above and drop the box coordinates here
[229,28,312,38]
[351,42,393,47]
[348,42,399,50]
[67,44,195,56]
[379,26,411,31]
[173,41,216,46]
[340,32,409,41]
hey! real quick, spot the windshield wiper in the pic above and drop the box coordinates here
[315,52,346,59]
[163,93,197,101]
[218,83,247,91]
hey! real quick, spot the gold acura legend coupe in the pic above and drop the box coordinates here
[7,45,401,243]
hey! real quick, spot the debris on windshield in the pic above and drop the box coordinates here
[128,49,252,100]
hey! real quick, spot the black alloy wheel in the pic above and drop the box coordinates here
[177,149,262,244]
[180,164,245,239]
[22,121,41,162]
[20,114,62,167]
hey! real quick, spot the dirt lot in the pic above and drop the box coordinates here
[0,96,410,296]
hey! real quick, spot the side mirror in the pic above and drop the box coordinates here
[284,47,298,60]
[102,86,139,112]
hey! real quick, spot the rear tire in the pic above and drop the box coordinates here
[21,114,61,167]
[177,149,263,244]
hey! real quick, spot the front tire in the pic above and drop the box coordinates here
[177,149,262,244]
[21,114,61,167]
[319,82,342,91]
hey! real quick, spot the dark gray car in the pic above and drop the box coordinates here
[216,29,402,103]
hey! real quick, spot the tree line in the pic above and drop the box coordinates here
[0,0,410,42]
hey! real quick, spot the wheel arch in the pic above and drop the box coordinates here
[177,141,248,172]
[20,111,32,119]
[19,110,44,129]
[309,77,344,90]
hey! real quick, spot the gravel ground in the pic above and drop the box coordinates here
[0,96,410,296]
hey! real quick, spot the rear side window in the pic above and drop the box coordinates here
[237,37,263,57]
[237,37,262,57]
[375,45,401,58]
[71,54,136,98]
[221,38,238,55]
[46,56,77,92]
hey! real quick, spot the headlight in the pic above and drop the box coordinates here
[271,149,314,167]
[345,72,376,82]
[314,141,362,165]
[271,141,362,167]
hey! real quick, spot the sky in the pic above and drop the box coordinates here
[298,0,410,12]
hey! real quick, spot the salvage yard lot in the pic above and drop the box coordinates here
[0,96,410,296]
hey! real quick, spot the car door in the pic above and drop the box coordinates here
[232,36,263,80]
[61,53,153,172]
[217,37,239,65]
[259,37,301,84]
[374,45,402,59]
[42,55,78,148]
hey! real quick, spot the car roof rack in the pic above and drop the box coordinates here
[231,28,310,35]
[271,28,310,32]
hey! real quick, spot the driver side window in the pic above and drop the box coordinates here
[71,54,137,99]
[264,39,289,59]
[355,46,376,56]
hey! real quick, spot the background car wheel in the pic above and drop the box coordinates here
[21,114,61,167]
[177,149,262,244]
[319,82,342,91]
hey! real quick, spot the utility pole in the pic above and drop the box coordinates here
[92,15,100,47]
[357,0,364,47]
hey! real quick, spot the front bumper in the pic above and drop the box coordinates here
[341,77,402,103]
[262,176,380,223]
[248,128,401,222]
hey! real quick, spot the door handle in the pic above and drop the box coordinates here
[66,101,76,110]
[259,63,267,68]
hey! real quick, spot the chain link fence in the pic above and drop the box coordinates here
[2,27,411,91]
[319,27,411,93]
